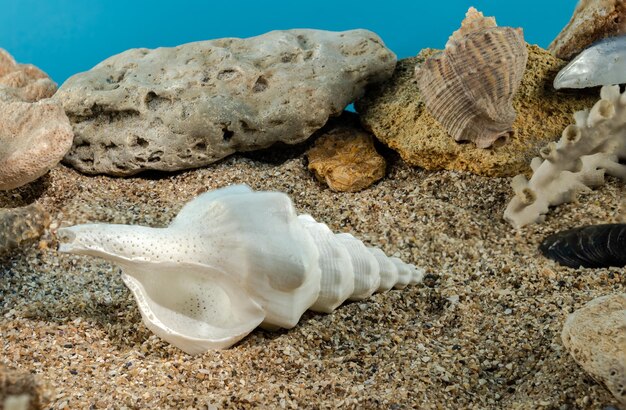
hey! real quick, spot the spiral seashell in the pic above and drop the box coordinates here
[539,223,626,268]
[57,185,424,354]
[416,7,528,148]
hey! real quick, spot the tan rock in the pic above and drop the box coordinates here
[549,0,626,60]
[0,49,57,103]
[0,364,49,409]
[307,117,386,192]
[0,100,73,190]
[356,45,598,177]
[562,294,626,408]
[0,203,50,257]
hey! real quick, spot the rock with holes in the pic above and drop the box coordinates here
[562,294,626,407]
[356,45,597,177]
[0,49,57,103]
[53,29,396,176]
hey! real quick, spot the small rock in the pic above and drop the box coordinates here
[55,29,396,176]
[549,0,626,60]
[562,294,626,407]
[0,364,49,409]
[0,49,57,103]
[356,45,597,177]
[0,203,50,257]
[0,99,74,190]
[307,114,386,192]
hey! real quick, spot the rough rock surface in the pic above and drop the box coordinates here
[0,364,49,409]
[307,114,386,192]
[0,203,50,257]
[0,100,74,190]
[549,0,626,60]
[356,45,598,177]
[54,29,397,176]
[562,294,626,408]
[0,49,57,103]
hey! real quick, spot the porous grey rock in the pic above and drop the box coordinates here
[562,294,626,407]
[55,29,396,176]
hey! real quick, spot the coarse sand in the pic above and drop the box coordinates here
[0,145,624,409]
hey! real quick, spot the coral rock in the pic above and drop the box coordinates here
[416,7,528,148]
[356,45,597,177]
[0,100,74,190]
[307,117,386,192]
[0,49,57,103]
[504,85,626,228]
[54,29,397,176]
[562,294,626,407]
[549,0,626,60]
[0,203,50,257]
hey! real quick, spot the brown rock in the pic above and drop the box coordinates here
[562,294,626,408]
[355,45,598,177]
[0,203,50,257]
[307,119,386,192]
[0,100,74,190]
[0,364,49,409]
[549,0,626,60]
[0,49,57,103]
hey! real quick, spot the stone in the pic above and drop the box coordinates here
[54,29,397,176]
[356,45,598,177]
[0,49,57,103]
[0,100,74,190]
[0,364,49,409]
[0,203,50,257]
[562,294,626,407]
[307,113,386,192]
[549,0,626,60]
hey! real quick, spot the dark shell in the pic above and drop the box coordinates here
[539,224,626,269]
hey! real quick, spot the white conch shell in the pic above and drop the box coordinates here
[58,185,424,354]
[554,35,626,89]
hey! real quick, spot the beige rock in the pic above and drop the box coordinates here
[0,49,57,102]
[307,116,386,192]
[54,29,396,176]
[562,294,626,408]
[356,45,598,177]
[0,203,50,257]
[0,100,74,190]
[549,0,626,60]
[0,364,49,409]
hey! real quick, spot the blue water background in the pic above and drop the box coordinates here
[1,0,577,84]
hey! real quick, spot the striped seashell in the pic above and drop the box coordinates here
[416,7,528,149]
[57,185,424,354]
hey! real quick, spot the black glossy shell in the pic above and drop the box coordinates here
[539,224,626,269]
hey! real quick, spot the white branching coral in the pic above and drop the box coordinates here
[504,85,626,228]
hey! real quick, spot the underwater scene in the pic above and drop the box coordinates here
[1,0,625,408]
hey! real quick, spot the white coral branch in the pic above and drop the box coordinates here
[504,85,626,228]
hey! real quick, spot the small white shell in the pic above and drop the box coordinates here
[58,185,425,354]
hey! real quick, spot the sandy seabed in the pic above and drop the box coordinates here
[0,145,624,409]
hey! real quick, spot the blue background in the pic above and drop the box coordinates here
[1,0,577,84]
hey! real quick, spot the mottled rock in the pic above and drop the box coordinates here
[0,49,57,103]
[562,294,626,407]
[307,115,386,192]
[0,100,74,190]
[54,29,396,176]
[549,0,626,60]
[0,364,49,409]
[356,45,598,177]
[0,203,50,257]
